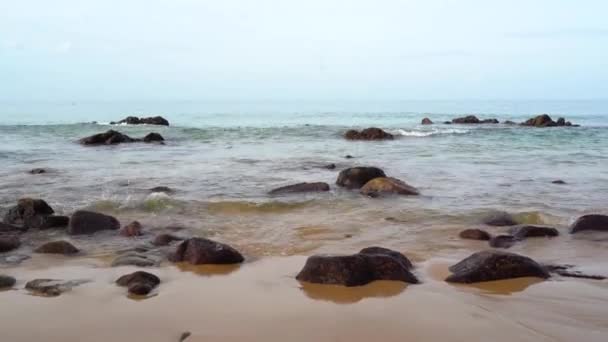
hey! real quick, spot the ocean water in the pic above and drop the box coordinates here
[1,100,607,259]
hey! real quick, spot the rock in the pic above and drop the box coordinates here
[34,240,79,255]
[344,128,394,140]
[443,121,452,124]
[0,275,16,288]
[42,215,70,229]
[344,155,354,159]
[504,120,516,125]
[322,163,336,170]
[120,221,143,237]
[445,250,550,283]
[296,247,418,286]
[150,186,174,193]
[480,118,499,124]
[116,271,160,295]
[179,332,192,342]
[452,115,479,124]
[29,168,46,174]
[0,236,20,252]
[521,114,576,127]
[421,118,433,125]
[336,167,387,189]
[116,116,169,126]
[68,210,120,235]
[507,225,559,239]
[79,130,136,145]
[482,211,517,226]
[25,279,89,297]
[143,132,165,143]
[152,233,184,246]
[544,265,606,280]
[3,198,55,229]
[111,253,159,267]
[269,182,330,195]
[556,117,566,126]
[552,179,566,184]
[569,214,608,233]
[360,177,419,197]
[0,222,24,233]
[489,235,517,249]
[169,237,244,265]
[459,229,491,241]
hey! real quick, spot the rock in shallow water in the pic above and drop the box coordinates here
[0,236,20,252]
[360,177,419,197]
[169,237,244,265]
[344,128,394,140]
[120,221,143,237]
[79,130,136,145]
[482,211,518,226]
[3,198,55,229]
[114,116,169,126]
[68,210,120,235]
[296,247,418,286]
[25,279,89,296]
[268,182,330,195]
[459,229,491,241]
[507,225,559,239]
[489,235,517,249]
[111,253,160,267]
[421,117,433,125]
[569,214,608,233]
[34,240,79,255]
[336,167,387,189]
[116,271,160,295]
[143,132,165,143]
[0,274,16,288]
[445,250,550,283]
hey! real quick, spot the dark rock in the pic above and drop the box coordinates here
[344,128,394,140]
[41,215,70,229]
[150,186,174,193]
[0,275,16,288]
[489,235,517,249]
[452,115,480,124]
[152,233,184,246]
[79,130,136,145]
[111,253,159,267]
[521,114,575,127]
[508,225,559,239]
[360,177,419,197]
[569,214,608,233]
[544,265,606,280]
[120,221,143,237]
[296,247,418,286]
[179,332,192,342]
[443,121,452,124]
[0,222,24,233]
[336,167,387,189]
[116,116,169,126]
[34,240,79,255]
[29,168,46,174]
[421,118,433,125]
[504,120,516,125]
[169,237,244,265]
[269,182,330,195]
[322,163,336,170]
[445,250,550,283]
[556,117,566,126]
[344,155,354,159]
[480,118,499,124]
[0,236,20,252]
[143,132,165,143]
[552,179,566,184]
[482,211,518,226]
[459,229,491,241]
[3,198,55,229]
[25,279,89,297]
[116,271,160,295]
[68,210,120,235]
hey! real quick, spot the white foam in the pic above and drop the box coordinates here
[395,128,469,137]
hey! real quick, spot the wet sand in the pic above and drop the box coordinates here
[1,255,607,342]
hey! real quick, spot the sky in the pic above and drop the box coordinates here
[1,0,608,101]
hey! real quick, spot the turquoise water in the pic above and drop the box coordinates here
[1,100,607,257]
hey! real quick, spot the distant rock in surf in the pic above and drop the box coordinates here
[296,247,418,286]
[569,214,608,233]
[421,117,433,125]
[521,114,578,127]
[459,229,491,241]
[111,116,169,126]
[360,177,419,197]
[452,115,499,124]
[336,167,386,189]
[79,130,165,146]
[143,132,165,143]
[68,210,120,235]
[268,182,330,195]
[169,237,244,265]
[445,250,550,283]
[344,127,394,140]
[28,168,46,174]
[551,179,566,184]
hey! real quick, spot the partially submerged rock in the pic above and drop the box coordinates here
[34,240,79,255]
[445,250,550,283]
[344,128,394,140]
[336,167,386,189]
[79,130,136,145]
[113,116,169,126]
[0,275,16,288]
[143,132,165,143]
[149,186,174,193]
[508,225,559,239]
[29,168,46,174]
[296,247,418,286]
[42,215,70,229]
[551,179,566,184]
[522,114,576,127]
[569,214,608,233]
[421,118,433,125]
[120,221,143,237]
[169,237,244,265]
[482,211,518,226]
[459,229,491,241]
[68,210,120,235]
[116,271,160,295]
[322,163,336,170]
[25,279,89,297]
[111,253,160,267]
[152,233,185,246]
[0,236,20,252]
[269,182,330,195]
[360,177,419,197]
[452,115,499,124]
[489,235,517,249]
[3,198,55,229]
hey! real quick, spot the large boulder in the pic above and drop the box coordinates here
[421,118,433,125]
[68,210,120,235]
[459,229,491,241]
[344,128,394,140]
[0,236,20,252]
[79,130,136,145]
[0,275,16,288]
[508,225,559,239]
[360,177,419,197]
[336,167,386,189]
[115,116,169,126]
[482,211,518,226]
[116,271,160,295]
[268,182,330,195]
[34,240,79,255]
[3,198,55,229]
[445,250,550,283]
[569,214,608,233]
[169,237,244,265]
[296,247,418,286]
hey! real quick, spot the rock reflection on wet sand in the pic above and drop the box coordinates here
[299,280,407,304]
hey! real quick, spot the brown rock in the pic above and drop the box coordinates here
[336,167,386,189]
[68,210,120,235]
[360,177,419,197]
[482,211,517,226]
[116,271,160,295]
[0,236,20,252]
[169,237,244,265]
[507,225,559,239]
[3,198,55,229]
[344,128,394,140]
[569,214,608,233]
[269,182,330,195]
[459,229,491,241]
[34,240,79,255]
[421,118,433,125]
[489,235,517,249]
[120,221,143,237]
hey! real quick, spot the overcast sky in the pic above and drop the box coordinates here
[1,0,607,101]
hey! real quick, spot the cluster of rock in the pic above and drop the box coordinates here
[521,114,575,127]
[419,114,578,127]
[79,130,164,146]
[451,115,499,124]
[110,116,169,126]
